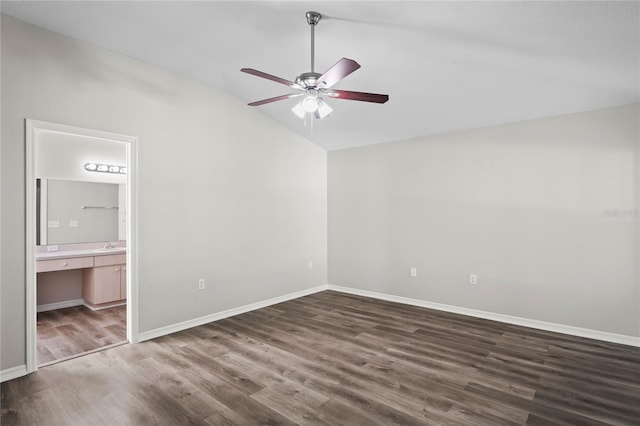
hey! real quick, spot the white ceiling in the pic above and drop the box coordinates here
[2,1,638,150]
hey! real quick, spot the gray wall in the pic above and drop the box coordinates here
[1,15,327,370]
[329,104,639,337]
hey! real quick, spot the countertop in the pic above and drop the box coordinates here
[36,247,126,261]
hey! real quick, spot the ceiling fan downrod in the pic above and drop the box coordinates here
[306,11,321,73]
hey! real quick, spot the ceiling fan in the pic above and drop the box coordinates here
[241,11,389,120]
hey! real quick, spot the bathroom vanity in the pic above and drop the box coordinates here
[36,245,126,311]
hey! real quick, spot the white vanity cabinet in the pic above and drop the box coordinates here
[82,254,126,307]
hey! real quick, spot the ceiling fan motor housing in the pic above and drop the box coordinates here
[295,72,322,90]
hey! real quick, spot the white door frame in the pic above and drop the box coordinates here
[25,119,139,373]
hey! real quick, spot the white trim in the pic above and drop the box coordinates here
[637,121,640,349]
[26,120,36,373]
[25,119,139,373]
[83,301,126,311]
[39,179,48,245]
[126,133,139,343]
[37,299,84,313]
[327,285,640,347]
[1,365,27,383]
[137,285,328,343]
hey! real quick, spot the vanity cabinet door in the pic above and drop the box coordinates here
[83,265,122,305]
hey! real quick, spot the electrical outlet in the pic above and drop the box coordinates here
[410,267,417,278]
[469,273,478,285]
[307,260,313,269]
[198,278,205,290]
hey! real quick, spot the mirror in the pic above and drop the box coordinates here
[37,179,126,245]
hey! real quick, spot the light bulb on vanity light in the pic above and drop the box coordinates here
[84,162,127,174]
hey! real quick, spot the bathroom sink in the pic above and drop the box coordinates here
[93,247,126,253]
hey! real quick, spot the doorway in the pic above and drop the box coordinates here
[25,120,138,372]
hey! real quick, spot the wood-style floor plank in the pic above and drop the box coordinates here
[2,291,639,425]
[36,305,126,365]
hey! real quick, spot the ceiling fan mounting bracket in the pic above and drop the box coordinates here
[306,11,322,26]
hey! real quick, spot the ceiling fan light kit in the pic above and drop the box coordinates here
[241,11,389,121]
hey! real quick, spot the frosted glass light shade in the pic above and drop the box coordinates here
[292,101,306,119]
[314,99,333,119]
[301,96,318,112]
[292,96,332,120]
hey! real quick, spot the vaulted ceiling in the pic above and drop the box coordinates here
[2,1,638,150]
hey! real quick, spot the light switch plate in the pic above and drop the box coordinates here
[69,220,79,228]
[48,220,60,228]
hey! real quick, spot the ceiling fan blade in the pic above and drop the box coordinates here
[328,90,389,104]
[316,58,361,88]
[248,93,303,106]
[241,68,297,87]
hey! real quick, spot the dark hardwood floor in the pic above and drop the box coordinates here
[3,290,639,425]
[37,305,126,366]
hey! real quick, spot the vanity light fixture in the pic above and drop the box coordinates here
[84,162,126,174]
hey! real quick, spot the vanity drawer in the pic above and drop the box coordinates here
[94,254,126,267]
[37,256,94,273]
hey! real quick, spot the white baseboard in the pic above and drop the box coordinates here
[83,301,126,311]
[37,299,84,313]
[1,364,27,383]
[327,284,640,347]
[137,285,328,343]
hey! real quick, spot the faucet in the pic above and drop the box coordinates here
[104,242,116,249]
